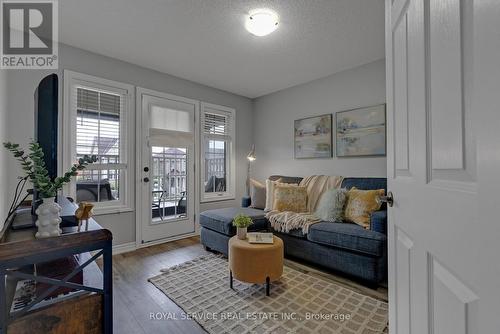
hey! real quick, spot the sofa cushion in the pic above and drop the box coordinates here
[370,210,387,234]
[269,175,303,184]
[273,228,307,239]
[341,177,387,192]
[307,222,386,257]
[199,207,268,236]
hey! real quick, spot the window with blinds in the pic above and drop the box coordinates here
[75,87,124,203]
[201,104,235,201]
[64,70,133,213]
[203,112,230,137]
[64,82,125,205]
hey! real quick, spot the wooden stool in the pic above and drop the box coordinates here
[228,235,283,296]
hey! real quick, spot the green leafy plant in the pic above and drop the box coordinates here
[233,214,253,228]
[3,141,97,198]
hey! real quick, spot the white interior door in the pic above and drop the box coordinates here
[386,0,500,333]
[137,88,198,244]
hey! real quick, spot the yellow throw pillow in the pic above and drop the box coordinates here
[344,187,385,229]
[273,184,308,213]
[264,178,298,212]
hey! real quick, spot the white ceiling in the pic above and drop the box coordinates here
[59,0,385,98]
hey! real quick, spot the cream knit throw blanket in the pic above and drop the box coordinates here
[266,175,343,234]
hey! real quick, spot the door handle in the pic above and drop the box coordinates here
[378,191,394,207]
[143,177,150,183]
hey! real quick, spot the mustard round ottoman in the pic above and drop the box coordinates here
[228,235,284,296]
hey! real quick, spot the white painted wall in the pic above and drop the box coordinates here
[3,49,385,245]
[252,59,387,181]
[0,70,8,231]
[4,43,253,245]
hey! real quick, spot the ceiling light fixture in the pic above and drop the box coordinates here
[245,9,279,37]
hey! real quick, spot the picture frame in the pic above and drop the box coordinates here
[294,114,332,159]
[335,104,386,157]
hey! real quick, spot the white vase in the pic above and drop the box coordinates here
[35,197,62,238]
[237,227,247,240]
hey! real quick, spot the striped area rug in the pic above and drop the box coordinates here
[149,254,388,334]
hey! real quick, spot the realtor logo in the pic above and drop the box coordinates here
[1,0,58,69]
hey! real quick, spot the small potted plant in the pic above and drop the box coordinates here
[4,141,97,238]
[233,214,253,240]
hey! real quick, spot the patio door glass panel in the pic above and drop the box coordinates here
[151,146,188,221]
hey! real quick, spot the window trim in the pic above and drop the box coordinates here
[63,70,135,215]
[200,102,236,203]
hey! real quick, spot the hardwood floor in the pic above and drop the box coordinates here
[113,237,207,334]
[112,236,388,334]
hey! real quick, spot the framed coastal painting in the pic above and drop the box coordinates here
[336,104,386,157]
[294,114,332,158]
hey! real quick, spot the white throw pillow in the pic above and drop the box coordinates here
[264,179,277,212]
[249,179,266,209]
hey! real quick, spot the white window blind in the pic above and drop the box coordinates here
[150,106,191,133]
[203,111,231,139]
[76,88,121,161]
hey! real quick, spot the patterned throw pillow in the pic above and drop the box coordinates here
[344,187,385,229]
[314,188,348,222]
[273,184,308,213]
[249,179,266,209]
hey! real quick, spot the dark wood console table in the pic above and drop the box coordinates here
[0,197,112,334]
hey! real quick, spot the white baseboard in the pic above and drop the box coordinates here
[113,232,200,254]
[137,231,200,249]
[112,241,137,255]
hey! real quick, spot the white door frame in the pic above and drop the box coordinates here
[135,87,200,248]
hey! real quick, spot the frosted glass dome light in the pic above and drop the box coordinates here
[245,9,279,37]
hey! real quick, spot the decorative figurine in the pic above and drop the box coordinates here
[75,202,94,231]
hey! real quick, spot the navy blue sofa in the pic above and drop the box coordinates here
[200,177,387,285]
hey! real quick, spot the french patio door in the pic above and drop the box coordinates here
[386,0,500,333]
[137,88,197,244]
